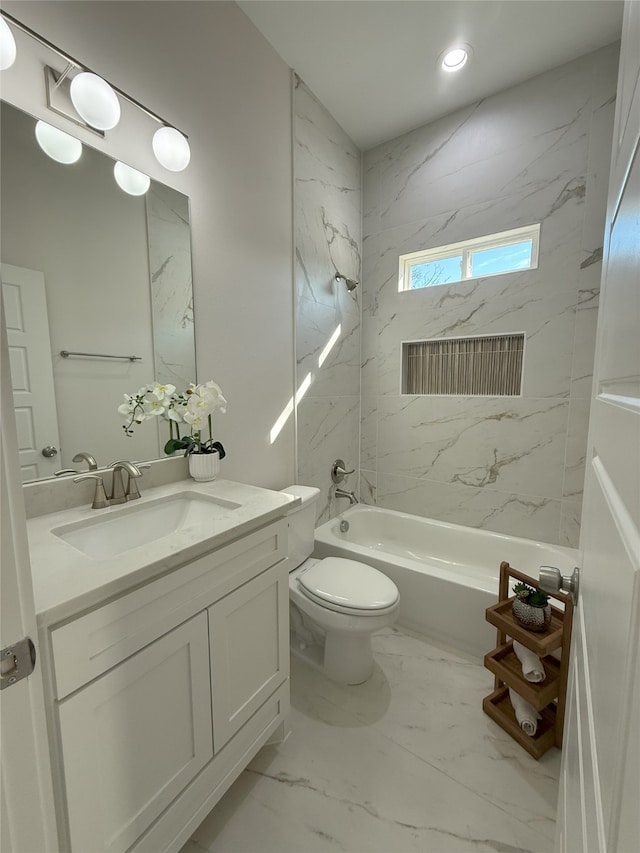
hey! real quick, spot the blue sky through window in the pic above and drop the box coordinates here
[470,240,533,277]
[410,255,463,288]
[400,224,539,292]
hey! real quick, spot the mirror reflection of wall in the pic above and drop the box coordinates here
[0,101,195,482]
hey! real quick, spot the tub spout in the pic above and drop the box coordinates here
[335,488,358,506]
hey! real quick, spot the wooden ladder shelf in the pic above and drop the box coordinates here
[482,561,574,760]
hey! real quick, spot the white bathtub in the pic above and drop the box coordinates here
[313,505,578,658]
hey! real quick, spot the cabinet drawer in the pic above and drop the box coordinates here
[59,613,213,853]
[51,519,287,698]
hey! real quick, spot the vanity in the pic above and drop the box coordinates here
[27,478,298,853]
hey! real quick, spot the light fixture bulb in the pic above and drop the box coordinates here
[0,17,16,70]
[70,71,121,130]
[152,126,191,172]
[35,121,82,164]
[113,161,151,196]
[441,46,470,73]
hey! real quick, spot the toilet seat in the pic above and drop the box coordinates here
[298,557,399,615]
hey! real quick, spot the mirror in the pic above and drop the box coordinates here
[0,101,196,482]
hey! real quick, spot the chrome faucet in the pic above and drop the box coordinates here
[109,461,144,504]
[335,488,358,506]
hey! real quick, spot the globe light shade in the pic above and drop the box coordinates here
[152,126,191,172]
[0,17,16,70]
[35,121,82,165]
[114,161,151,196]
[70,71,121,130]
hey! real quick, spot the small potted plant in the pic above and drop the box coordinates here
[118,379,227,482]
[164,381,227,482]
[512,582,552,632]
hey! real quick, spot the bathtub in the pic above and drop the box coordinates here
[313,505,578,658]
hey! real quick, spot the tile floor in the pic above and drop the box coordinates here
[181,627,560,853]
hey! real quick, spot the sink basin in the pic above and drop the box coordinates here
[51,491,242,560]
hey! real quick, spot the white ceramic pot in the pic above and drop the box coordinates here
[188,451,220,482]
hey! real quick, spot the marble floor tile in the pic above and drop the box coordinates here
[182,628,560,853]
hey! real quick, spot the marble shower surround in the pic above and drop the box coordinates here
[361,44,619,547]
[294,77,362,522]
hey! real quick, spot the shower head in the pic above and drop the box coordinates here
[335,272,358,292]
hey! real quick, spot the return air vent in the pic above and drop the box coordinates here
[402,333,524,396]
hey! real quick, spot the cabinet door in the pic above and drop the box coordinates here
[58,612,213,853]
[209,562,289,750]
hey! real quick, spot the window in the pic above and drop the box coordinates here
[402,334,524,396]
[399,224,540,291]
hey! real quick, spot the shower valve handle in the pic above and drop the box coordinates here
[331,459,355,484]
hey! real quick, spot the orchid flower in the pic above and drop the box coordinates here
[119,378,226,459]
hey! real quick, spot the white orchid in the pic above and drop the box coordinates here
[117,394,138,415]
[184,384,226,423]
[142,397,167,418]
[119,378,226,460]
[148,382,176,401]
[183,410,205,429]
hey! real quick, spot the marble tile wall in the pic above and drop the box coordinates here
[146,183,196,389]
[294,77,362,521]
[361,45,619,547]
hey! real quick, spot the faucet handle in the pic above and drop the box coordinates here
[73,474,108,509]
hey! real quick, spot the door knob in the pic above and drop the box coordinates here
[41,445,58,458]
[539,565,580,605]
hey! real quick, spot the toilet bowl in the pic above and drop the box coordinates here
[282,486,400,685]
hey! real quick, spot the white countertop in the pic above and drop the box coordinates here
[27,479,299,628]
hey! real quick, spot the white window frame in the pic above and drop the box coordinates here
[398,223,540,291]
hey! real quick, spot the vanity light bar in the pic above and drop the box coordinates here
[1,11,190,153]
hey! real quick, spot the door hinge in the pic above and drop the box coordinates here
[0,637,36,689]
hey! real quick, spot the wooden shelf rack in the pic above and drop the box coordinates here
[482,561,574,760]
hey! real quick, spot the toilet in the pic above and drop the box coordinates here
[282,485,400,685]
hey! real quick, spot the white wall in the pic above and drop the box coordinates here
[2,0,295,490]
[361,44,619,547]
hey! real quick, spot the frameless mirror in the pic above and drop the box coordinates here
[0,101,196,482]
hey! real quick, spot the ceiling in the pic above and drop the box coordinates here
[238,0,624,150]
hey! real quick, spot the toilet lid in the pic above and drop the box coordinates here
[299,557,399,611]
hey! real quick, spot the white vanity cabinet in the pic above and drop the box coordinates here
[42,518,290,853]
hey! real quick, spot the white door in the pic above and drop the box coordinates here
[556,4,640,851]
[1,263,60,480]
[0,297,58,851]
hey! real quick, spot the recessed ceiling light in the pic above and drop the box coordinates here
[440,44,471,73]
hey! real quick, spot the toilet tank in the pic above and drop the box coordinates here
[280,485,320,570]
